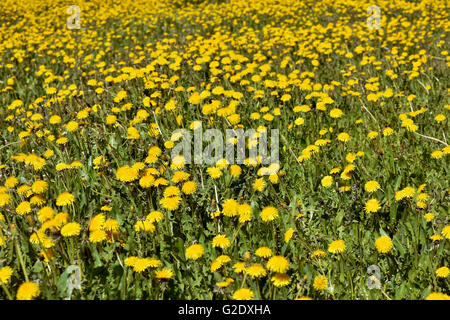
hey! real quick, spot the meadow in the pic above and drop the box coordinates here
[0,0,449,300]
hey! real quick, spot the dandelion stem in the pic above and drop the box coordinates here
[256,280,262,299]
[381,289,392,300]
[15,238,29,282]
[240,271,247,289]
[231,223,242,247]
[90,187,122,201]
[1,283,13,300]
[413,132,448,146]
[269,182,283,205]
[0,141,21,151]
[213,184,220,212]
[281,134,302,166]
[415,212,420,267]
[342,254,354,300]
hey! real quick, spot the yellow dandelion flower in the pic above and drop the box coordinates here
[212,235,231,249]
[0,193,12,206]
[375,236,393,253]
[216,255,231,264]
[253,178,266,192]
[181,181,197,195]
[206,167,222,179]
[442,225,450,239]
[56,192,75,206]
[133,258,153,273]
[116,166,139,182]
[232,288,254,300]
[365,199,381,213]
[89,214,105,232]
[163,186,180,198]
[229,165,242,177]
[368,131,379,139]
[222,198,239,217]
[0,266,13,284]
[260,206,279,222]
[271,273,290,287]
[311,250,326,259]
[101,205,112,212]
[104,219,119,232]
[284,228,295,243]
[424,212,434,222]
[31,180,48,194]
[255,247,273,258]
[89,230,107,243]
[238,203,252,223]
[54,212,69,226]
[210,260,224,272]
[321,176,333,187]
[233,262,246,274]
[435,114,446,123]
[40,249,55,262]
[139,175,155,188]
[66,121,79,132]
[431,150,443,159]
[4,177,19,189]
[364,180,380,193]
[159,196,181,211]
[246,264,267,278]
[134,220,155,233]
[328,240,346,254]
[329,108,343,118]
[185,244,204,260]
[313,275,327,291]
[266,255,289,273]
[56,137,69,145]
[16,282,40,300]
[425,292,450,300]
[30,195,45,206]
[61,222,81,237]
[16,201,32,215]
[337,132,350,142]
[430,234,443,242]
[155,268,174,279]
[146,211,163,223]
[124,256,138,267]
[436,267,449,278]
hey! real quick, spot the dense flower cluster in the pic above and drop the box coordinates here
[0,0,448,300]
